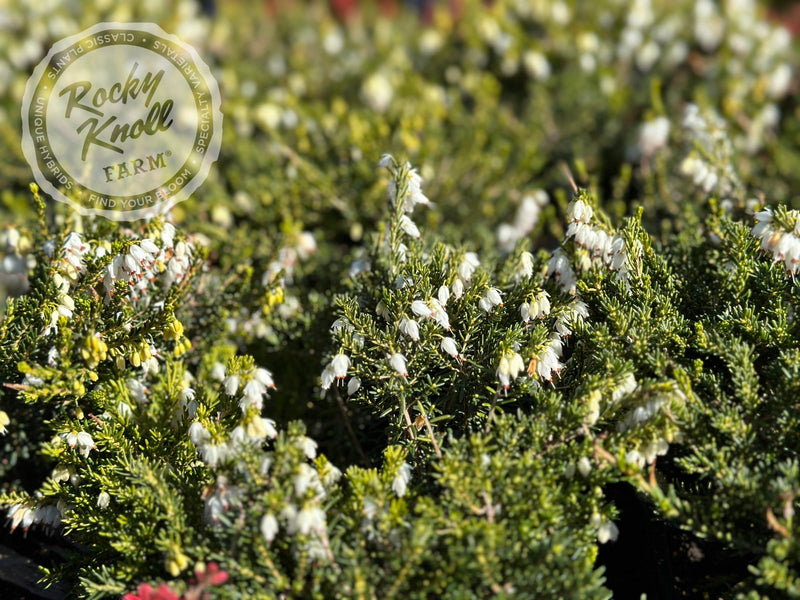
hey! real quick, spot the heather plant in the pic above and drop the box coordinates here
[1,1,800,599]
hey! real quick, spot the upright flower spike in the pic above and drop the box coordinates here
[385,159,431,215]
[679,103,739,196]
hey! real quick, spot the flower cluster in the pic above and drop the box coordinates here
[546,196,639,298]
[705,0,792,153]
[410,290,452,330]
[203,475,243,524]
[41,232,91,336]
[256,440,342,563]
[350,159,433,277]
[546,249,577,295]
[321,157,447,391]
[321,352,355,391]
[189,362,277,468]
[6,500,64,534]
[60,430,95,458]
[383,155,425,205]
[497,191,549,253]
[751,207,800,275]
[590,512,620,545]
[563,198,639,287]
[479,287,504,313]
[616,0,689,74]
[680,103,740,198]
[526,337,565,384]
[616,382,686,467]
[222,363,276,413]
[189,417,278,469]
[583,373,638,429]
[496,349,525,391]
[262,229,317,286]
[103,224,194,304]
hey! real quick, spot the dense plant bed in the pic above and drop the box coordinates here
[2,1,800,598]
